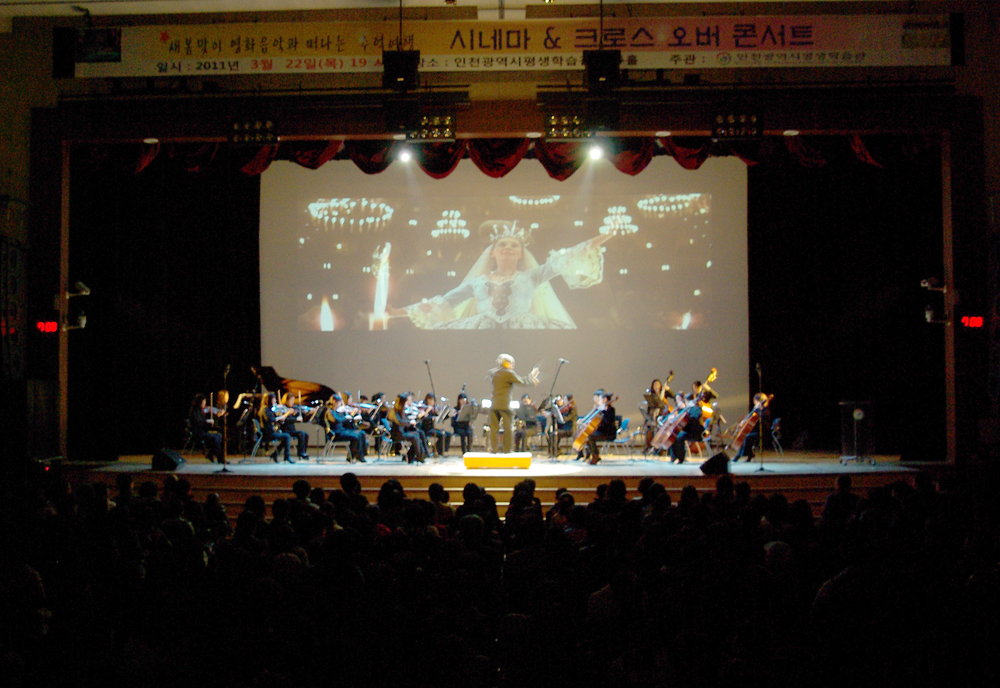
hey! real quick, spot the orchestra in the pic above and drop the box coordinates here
[183,363,770,467]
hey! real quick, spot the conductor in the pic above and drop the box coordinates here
[488,354,540,453]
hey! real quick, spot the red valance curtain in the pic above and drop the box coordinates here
[77,135,915,177]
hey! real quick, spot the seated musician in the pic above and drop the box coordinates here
[419,392,452,457]
[387,393,426,463]
[514,393,541,451]
[259,392,293,463]
[323,393,369,463]
[280,393,311,461]
[733,393,771,462]
[368,392,391,454]
[577,390,617,465]
[189,393,224,464]
[451,393,476,454]
[668,393,710,464]
[643,378,668,453]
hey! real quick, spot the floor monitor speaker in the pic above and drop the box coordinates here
[152,447,186,472]
[700,451,730,476]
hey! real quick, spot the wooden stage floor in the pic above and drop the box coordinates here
[65,448,920,519]
[107,448,908,479]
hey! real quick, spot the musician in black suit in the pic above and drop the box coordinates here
[325,393,368,463]
[419,393,452,456]
[582,390,617,465]
[451,393,476,454]
[278,393,311,461]
[189,393,224,463]
[669,393,710,464]
[258,393,293,463]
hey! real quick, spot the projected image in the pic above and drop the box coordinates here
[386,218,614,329]
[268,165,717,334]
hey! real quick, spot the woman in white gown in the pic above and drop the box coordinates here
[391,220,614,330]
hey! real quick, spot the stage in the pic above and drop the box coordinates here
[69,448,918,520]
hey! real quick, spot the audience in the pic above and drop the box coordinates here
[0,461,995,688]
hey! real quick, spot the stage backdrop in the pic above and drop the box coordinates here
[260,154,750,426]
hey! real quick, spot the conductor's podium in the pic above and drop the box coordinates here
[463,452,532,469]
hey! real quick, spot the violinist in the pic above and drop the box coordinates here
[368,392,392,455]
[387,393,426,463]
[189,393,225,464]
[280,392,311,461]
[326,393,368,463]
[419,393,452,457]
[451,393,476,454]
[575,390,616,465]
[258,392,294,463]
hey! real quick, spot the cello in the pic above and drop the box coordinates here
[727,393,773,453]
[572,394,617,453]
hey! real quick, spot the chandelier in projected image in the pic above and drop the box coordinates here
[307,198,395,232]
[508,195,561,207]
[600,206,638,236]
[432,210,470,240]
[636,193,710,220]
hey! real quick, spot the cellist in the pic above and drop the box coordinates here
[574,390,617,465]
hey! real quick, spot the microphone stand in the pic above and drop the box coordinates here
[755,363,770,473]
[217,364,231,473]
[544,359,567,459]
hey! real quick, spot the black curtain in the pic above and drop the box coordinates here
[747,142,944,459]
[68,147,262,459]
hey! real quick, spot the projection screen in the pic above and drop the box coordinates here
[260,152,748,428]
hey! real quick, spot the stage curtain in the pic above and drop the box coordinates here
[659,136,712,170]
[413,140,468,179]
[277,140,344,170]
[467,138,531,178]
[533,140,587,180]
[784,136,827,168]
[607,137,655,176]
[849,135,884,168]
[237,144,281,175]
[344,139,398,175]
[165,143,219,173]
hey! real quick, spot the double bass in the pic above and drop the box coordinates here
[727,393,773,453]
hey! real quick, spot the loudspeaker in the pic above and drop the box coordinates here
[700,452,730,476]
[584,49,622,90]
[53,27,78,79]
[152,447,186,471]
[382,50,420,90]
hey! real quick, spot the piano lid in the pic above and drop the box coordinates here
[255,366,335,404]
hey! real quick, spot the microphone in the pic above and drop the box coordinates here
[559,358,569,364]
[425,360,430,364]
[755,363,762,374]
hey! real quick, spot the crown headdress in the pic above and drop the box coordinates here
[482,220,531,246]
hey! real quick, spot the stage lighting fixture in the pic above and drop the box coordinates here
[589,144,604,160]
[544,99,618,139]
[712,104,762,140]
[399,148,412,162]
[229,119,278,145]
[545,112,587,139]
